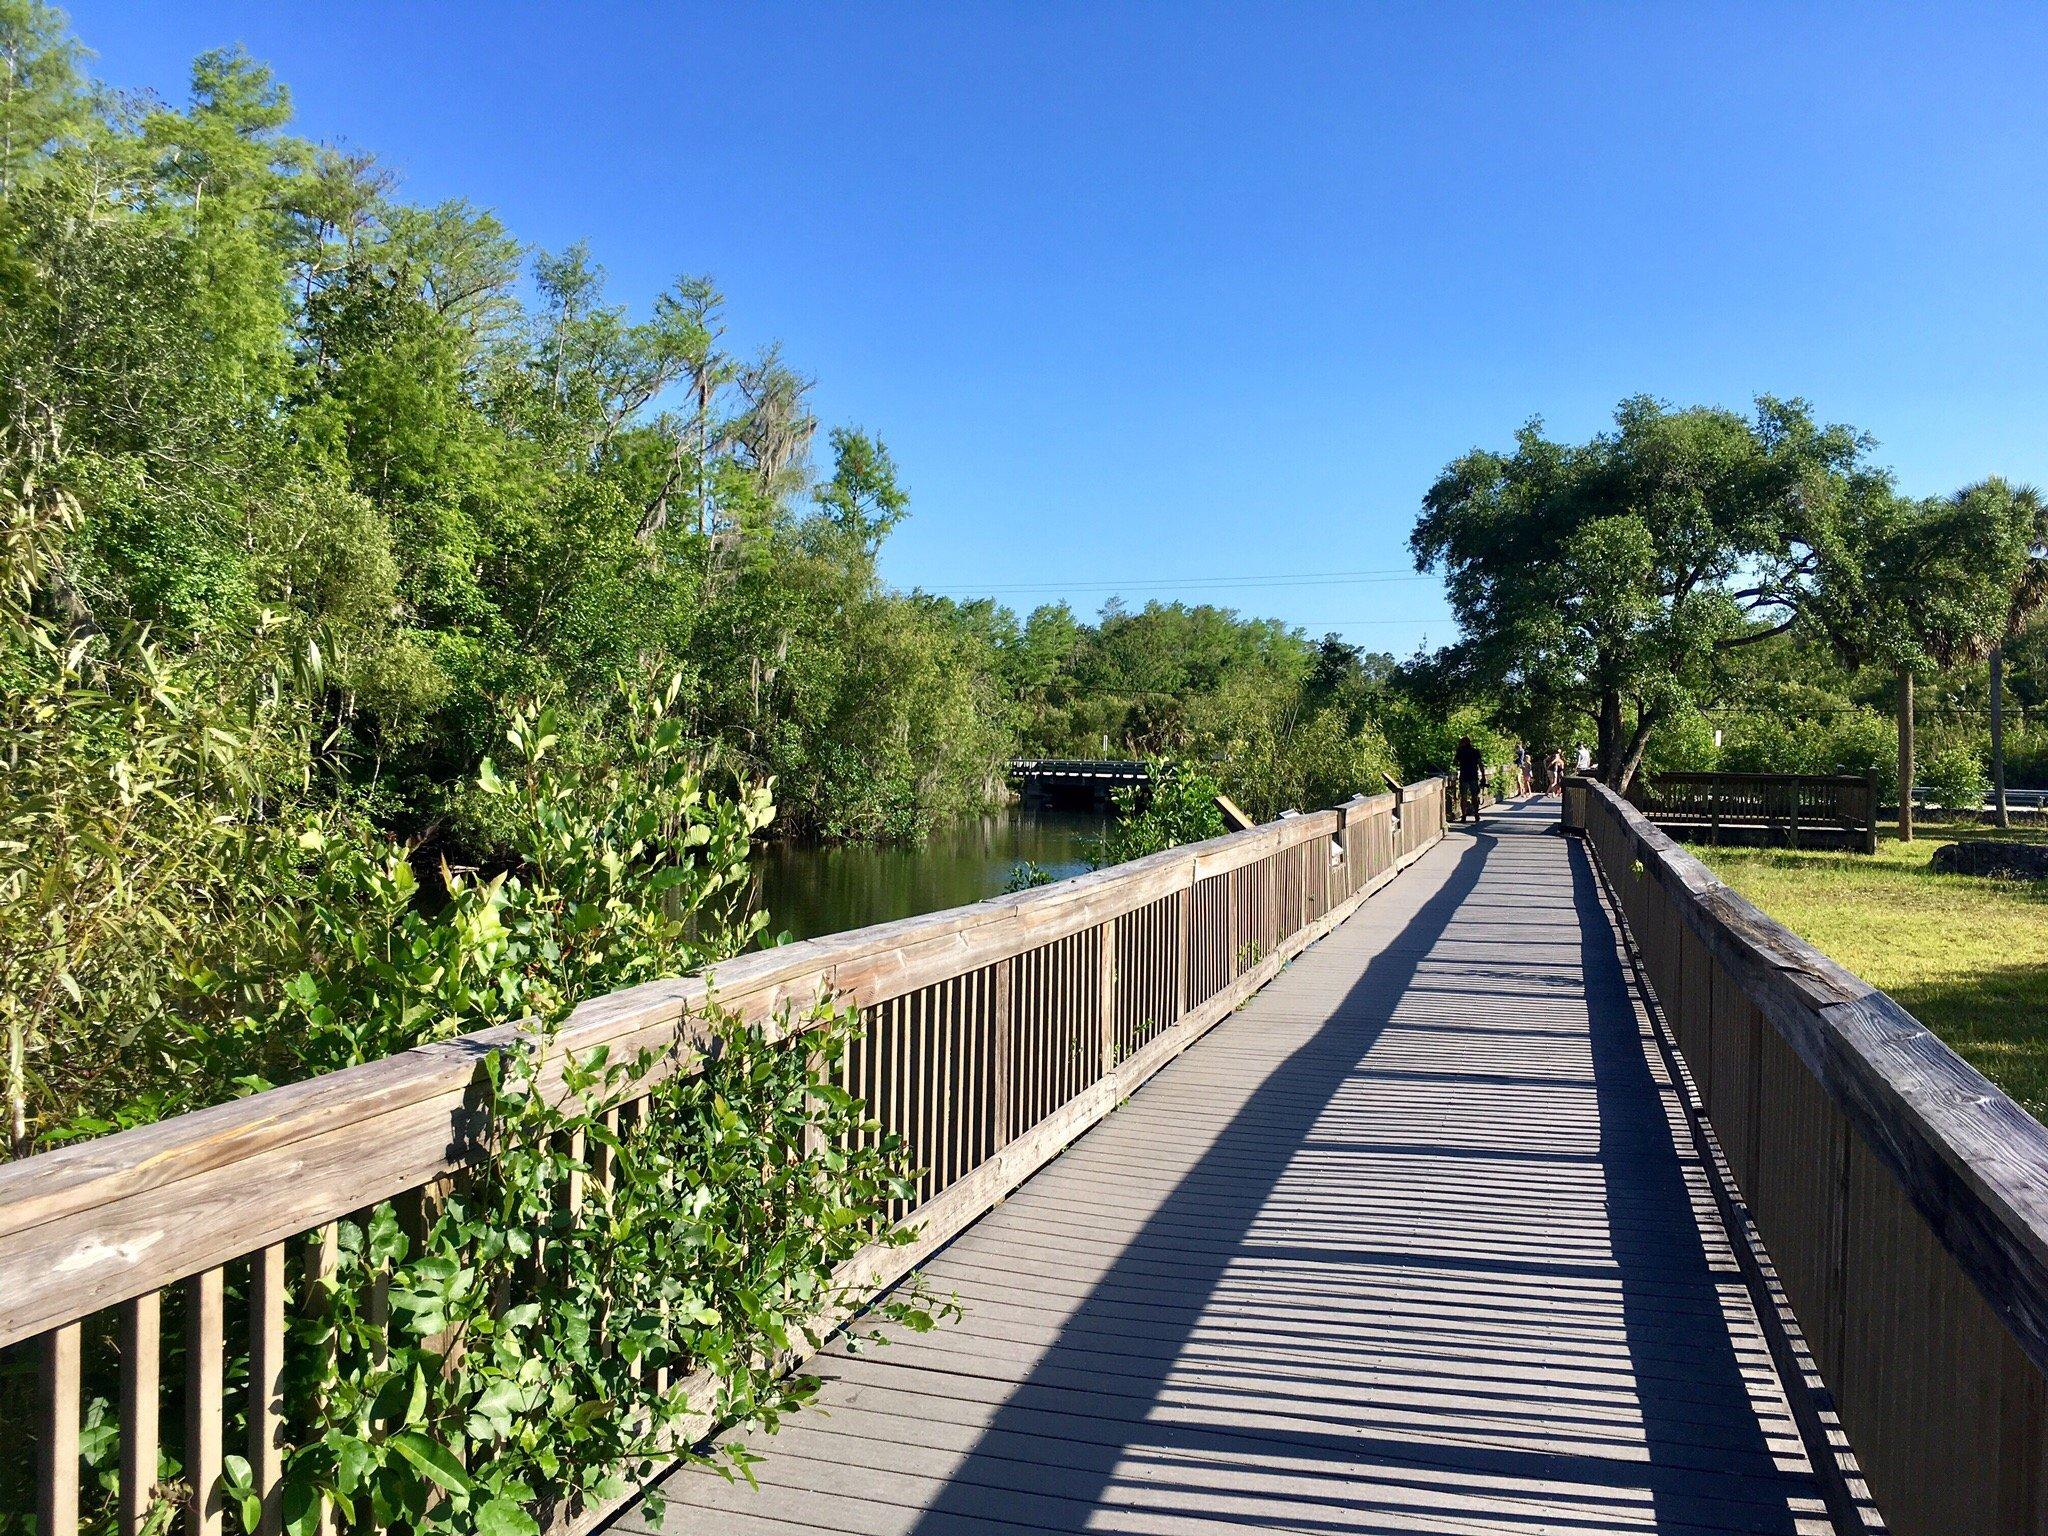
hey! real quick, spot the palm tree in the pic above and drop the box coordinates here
[1850,481,2036,840]
[1991,486,2048,828]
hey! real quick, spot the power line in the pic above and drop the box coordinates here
[922,568,1436,596]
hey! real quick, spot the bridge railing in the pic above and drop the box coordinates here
[1627,769,1880,853]
[1005,758,1149,775]
[0,777,1446,1536]
[1566,776,2048,1536]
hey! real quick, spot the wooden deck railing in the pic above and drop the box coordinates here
[0,778,1446,1536]
[1565,776,2048,1536]
[1626,769,1881,853]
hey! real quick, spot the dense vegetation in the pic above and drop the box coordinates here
[0,2,1447,1151]
[0,3,1016,852]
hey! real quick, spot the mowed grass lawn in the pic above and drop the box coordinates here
[1698,823,2048,1120]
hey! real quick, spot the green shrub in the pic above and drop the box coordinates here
[1641,709,1717,775]
[1716,707,1893,776]
[1004,860,1055,892]
[1095,762,1228,865]
[1921,741,1990,813]
[2005,726,2048,790]
[1382,702,1508,784]
[0,680,941,1535]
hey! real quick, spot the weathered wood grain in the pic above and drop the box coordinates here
[38,1320,80,1536]
[117,1292,158,1536]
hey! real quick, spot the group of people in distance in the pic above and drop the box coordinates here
[1451,736,1572,823]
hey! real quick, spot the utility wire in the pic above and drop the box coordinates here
[923,568,1436,596]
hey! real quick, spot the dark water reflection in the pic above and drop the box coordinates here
[749,809,1110,944]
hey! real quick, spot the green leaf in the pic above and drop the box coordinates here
[475,1497,542,1536]
[388,1430,474,1495]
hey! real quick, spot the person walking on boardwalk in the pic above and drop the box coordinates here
[1546,748,1567,796]
[1454,734,1484,822]
[1512,741,1531,797]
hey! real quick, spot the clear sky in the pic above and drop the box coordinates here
[67,1,2048,659]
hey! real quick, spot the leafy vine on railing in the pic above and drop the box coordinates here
[233,1008,941,1536]
[8,1004,943,1536]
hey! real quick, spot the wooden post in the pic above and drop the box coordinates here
[308,1226,338,1536]
[118,1295,159,1536]
[1863,769,1881,855]
[186,1268,224,1536]
[250,1245,286,1536]
[1174,885,1189,1022]
[1212,793,1255,833]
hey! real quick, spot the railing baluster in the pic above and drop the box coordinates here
[1098,921,1117,1076]
[119,1292,160,1536]
[39,1320,81,1536]
[994,956,1014,1149]
[921,987,937,1204]
[186,1266,225,1536]
[938,980,950,1190]
[250,1242,287,1536]
[956,973,973,1178]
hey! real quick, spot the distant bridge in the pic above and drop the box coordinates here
[1008,757,1151,809]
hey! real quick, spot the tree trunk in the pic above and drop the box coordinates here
[1597,690,1623,787]
[1614,710,1657,794]
[1897,669,1915,843]
[1992,645,2010,830]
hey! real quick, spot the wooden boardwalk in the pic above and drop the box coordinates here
[619,799,1835,1536]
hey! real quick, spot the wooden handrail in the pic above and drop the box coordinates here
[2,780,1445,1536]
[1633,770,1875,785]
[1568,776,2048,1535]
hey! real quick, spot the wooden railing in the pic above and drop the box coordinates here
[0,778,1447,1536]
[1565,777,2048,1535]
[1626,769,1881,853]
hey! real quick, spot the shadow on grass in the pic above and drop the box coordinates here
[1694,829,2048,1121]
[1887,957,2048,1120]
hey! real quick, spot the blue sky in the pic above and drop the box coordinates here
[70,2,2048,658]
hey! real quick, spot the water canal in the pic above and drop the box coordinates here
[749,808,1110,943]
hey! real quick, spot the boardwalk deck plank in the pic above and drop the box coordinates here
[614,801,1838,1535]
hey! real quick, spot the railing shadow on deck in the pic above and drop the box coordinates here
[877,805,1815,1535]
[891,821,1494,1534]
[1569,833,1811,1536]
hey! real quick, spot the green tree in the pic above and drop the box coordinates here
[0,0,85,198]
[1413,396,1882,790]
